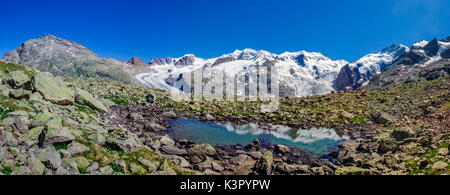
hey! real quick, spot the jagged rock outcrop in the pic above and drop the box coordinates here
[366,37,450,89]
[335,44,409,91]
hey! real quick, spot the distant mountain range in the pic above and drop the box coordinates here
[1,35,449,97]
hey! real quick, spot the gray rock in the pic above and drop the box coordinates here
[86,162,99,173]
[161,145,188,156]
[32,72,74,105]
[211,161,224,172]
[98,166,114,175]
[37,146,62,169]
[88,132,106,145]
[11,166,32,175]
[138,158,157,172]
[67,142,89,155]
[27,158,46,175]
[9,89,31,99]
[19,126,44,147]
[161,111,177,118]
[55,167,70,175]
[74,87,108,113]
[3,71,31,89]
[159,135,175,146]
[431,161,447,170]
[105,129,142,152]
[14,116,30,133]
[374,112,395,125]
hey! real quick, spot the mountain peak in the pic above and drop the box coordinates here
[127,57,146,66]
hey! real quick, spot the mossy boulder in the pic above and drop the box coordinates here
[74,87,108,113]
[335,166,372,175]
[9,89,31,99]
[32,72,74,105]
[255,151,273,175]
[3,71,31,89]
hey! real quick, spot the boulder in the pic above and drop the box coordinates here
[156,160,176,175]
[88,132,106,145]
[130,163,147,175]
[374,112,395,125]
[188,144,217,157]
[106,129,142,152]
[275,144,290,154]
[159,135,175,146]
[161,145,188,156]
[161,111,177,118]
[67,142,89,155]
[3,71,31,89]
[45,118,75,145]
[27,158,46,175]
[9,89,31,99]
[19,126,44,147]
[32,72,74,105]
[37,146,62,169]
[74,87,108,113]
[255,151,273,175]
[431,161,448,170]
[335,166,372,175]
[391,127,415,141]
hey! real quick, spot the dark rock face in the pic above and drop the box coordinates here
[442,48,450,59]
[148,57,174,66]
[423,38,440,56]
[148,55,196,67]
[335,64,360,91]
[334,44,408,92]
[366,37,450,89]
[175,55,195,67]
[127,57,146,66]
[212,56,235,66]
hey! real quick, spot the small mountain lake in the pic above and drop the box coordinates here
[167,118,348,155]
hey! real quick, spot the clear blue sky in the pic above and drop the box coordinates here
[1,0,449,63]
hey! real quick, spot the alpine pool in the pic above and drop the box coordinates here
[167,118,348,155]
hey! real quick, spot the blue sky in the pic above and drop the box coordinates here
[0,0,449,62]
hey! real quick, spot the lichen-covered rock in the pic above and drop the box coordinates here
[32,72,74,105]
[88,132,106,145]
[37,147,62,169]
[11,166,32,175]
[67,142,89,155]
[9,89,31,99]
[19,126,44,147]
[45,118,74,145]
[3,71,31,89]
[335,166,372,175]
[27,158,46,175]
[188,144,217,157]
[255,151,273,175]
[106,129,142,152]
[130,163,147,175]
[156,160,176,175]
[74,87,108,113]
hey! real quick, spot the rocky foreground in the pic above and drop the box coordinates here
[0,61,448,175]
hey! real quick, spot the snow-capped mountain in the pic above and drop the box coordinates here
[136,49,348,97]
[366,37,450,89]
[334,44,410,91]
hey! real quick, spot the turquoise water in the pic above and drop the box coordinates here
[167,118,347,155]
